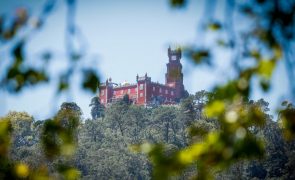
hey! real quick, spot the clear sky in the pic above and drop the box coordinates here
[0,0,290,120]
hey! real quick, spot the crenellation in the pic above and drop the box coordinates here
[98,47,186,105]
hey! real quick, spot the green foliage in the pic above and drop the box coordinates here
[207,21,222,31]
[170,0,186,8]
[82,69,100,93]
[122,94,131,105]
[140,0,295,177]
[0,2,100,94]
[279,101,295,140]
[125,96,293,179]
[5,42,49,93]
[89,97,105,119]
[1,96,295,179]
[138,99,267,179]
[185,48,211,66]
[0,103,82,180]
[0,117,12,160]
[42,102,81,159]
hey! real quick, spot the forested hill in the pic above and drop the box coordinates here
[3,92,295,179]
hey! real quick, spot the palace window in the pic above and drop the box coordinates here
[171,91,174,96]
[172,55,177,61]
[101,90,104,95]
[128,89,131,93]
[165,89,168,94]
[140,93,143,97]
[153,86,155,91]
[139,84,144,90]
[159,88,162,93]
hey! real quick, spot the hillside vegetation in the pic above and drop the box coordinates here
[1,91,294,179]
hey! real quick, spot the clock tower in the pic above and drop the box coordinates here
[165,47,185,100]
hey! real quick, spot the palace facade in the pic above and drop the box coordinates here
[98,47,186,105]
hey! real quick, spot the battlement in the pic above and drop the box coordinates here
[98,47,185,105]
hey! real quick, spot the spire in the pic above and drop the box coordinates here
[168,46,171,58]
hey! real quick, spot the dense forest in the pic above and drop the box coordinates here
[3,91,295,179]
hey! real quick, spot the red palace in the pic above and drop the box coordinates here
[98,47,186,106]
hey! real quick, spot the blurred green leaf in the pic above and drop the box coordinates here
[41,104,81,159]
[170,0,186,8]
[58,73,70,93]
[249,49,261,59]
[207,22,222,31]
[280,104,295,140]
[187,49,211,66]
[58,164,81,180]
[82,69,100,93]
[259,79,270,92]
[213,80,249,100]
[0,118,12,157]
[257,59,276,79]
[204,100,225,118]
[14,163,30,179]
[12,42,24,64]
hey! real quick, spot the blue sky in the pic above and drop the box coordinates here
[0,0,289,119]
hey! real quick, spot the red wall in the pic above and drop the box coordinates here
[112,85,137,102]
[146,83,176,102]
[99,82,178,106]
